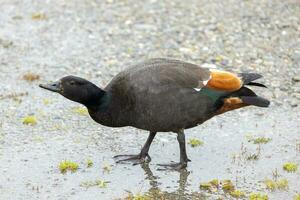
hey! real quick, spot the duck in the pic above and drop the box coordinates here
[39,58,270,170]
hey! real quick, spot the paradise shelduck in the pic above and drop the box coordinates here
[39,58,270,170]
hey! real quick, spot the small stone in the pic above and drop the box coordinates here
[292,93,300,99]
[0,38,13,48]
[292,75,300,82]
[293,83,300,93]
[291,51,300,62]
[289,98,298,107]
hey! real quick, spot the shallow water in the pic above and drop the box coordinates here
[1,0,300,199]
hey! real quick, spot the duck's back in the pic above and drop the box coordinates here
[104,58,216,132]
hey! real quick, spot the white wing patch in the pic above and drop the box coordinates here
[193,73,212,92]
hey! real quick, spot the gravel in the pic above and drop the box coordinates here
[0,0,300,199]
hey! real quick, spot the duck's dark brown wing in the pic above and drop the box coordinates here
[123,58,211,90]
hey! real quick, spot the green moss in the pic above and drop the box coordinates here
[103,163,112,173]
[249,193,268,200]
[230,190,246,198]
[80,179,108,189]
[199,179,220,192]
[283,162,298,172]
[246,153,259,161]
[31,13,47,20]
[22,115,37,125]
[72,107,88,116]
[124,193,151,200]
[295,194,300,200]
[221,180,235,192]
[199,182,212,190]
[95,180,108,188]
[264,178,288,191]
[59,160,79,173]
[264,179,276,190]
[277,179,289,190]
[248,137,271,144]
[209,179,219,187]
[87,159,93,168]
[188,138,204,147]
[132,194,151,200]
[43,99,51,105]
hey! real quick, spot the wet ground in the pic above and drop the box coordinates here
[0,0,300,199]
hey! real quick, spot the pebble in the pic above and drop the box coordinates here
[292,83,300,93]
[292,93,300,100]
[292,76,300,82]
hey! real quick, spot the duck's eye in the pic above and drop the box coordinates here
[69,81,76,85]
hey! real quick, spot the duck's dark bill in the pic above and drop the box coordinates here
[39,82,61,92]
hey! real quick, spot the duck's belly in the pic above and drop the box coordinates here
[130,88,215,132]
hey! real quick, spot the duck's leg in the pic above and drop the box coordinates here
[158,129,190,170]
[114,131,156,165]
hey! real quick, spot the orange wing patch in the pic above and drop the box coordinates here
[206,70,242,92]
[216,97,247,114]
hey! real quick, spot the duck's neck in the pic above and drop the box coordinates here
[84,88,109,111]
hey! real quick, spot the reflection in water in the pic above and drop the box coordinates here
[140,164,207,200]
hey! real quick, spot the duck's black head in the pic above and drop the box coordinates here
[39,76,106,108]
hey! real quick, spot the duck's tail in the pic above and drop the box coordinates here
[232,73,270,107]
[234,87,270,107]
[214,73,270,114]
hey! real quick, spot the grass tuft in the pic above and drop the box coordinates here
[72,107,89,116]
[230,190,246,198]
[264,178,288,191]
[221,179,235,192]
[283,162,298,172]
[86,159,93,168]
[188,138,204,147]
[22,115,37,125]
[249,193,268,200]
[249,137,271,144]
[103,163,112,173]
[80,179,108,189]
[59,160,79,173]
[31,13,47,20]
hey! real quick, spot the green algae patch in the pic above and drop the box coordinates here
[276,179,289,190]
[188,138,204,147]
[59,160,79,173]
[43,98,52,105]
[264,178,288,191]
[199,182,213,191]
[31,12,47,20]
[295,194,300,200]
[103,163,112,173]
[249,193,268,200]
[86,159,93,168]
[221,179,235,192]
[80,179,108,189]
[230,190,246,198]
[248,137,271,144]
[209,179,219,187]
[283,162,298,172]
[22,115,37,125]
[123,189,165,200]
[72,107,89,116]
[123,193,151,200]
[199,179,235,193]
